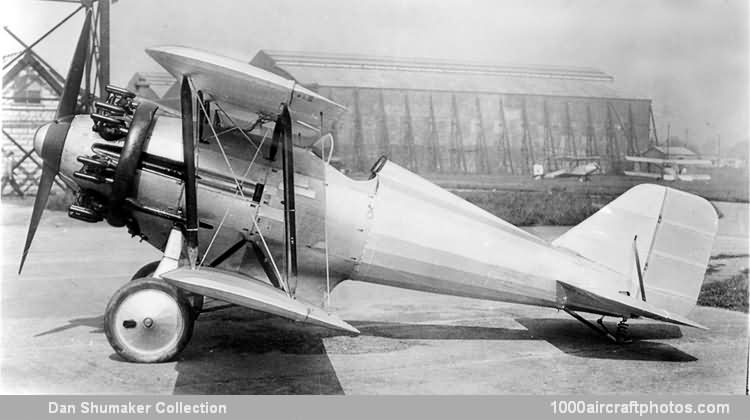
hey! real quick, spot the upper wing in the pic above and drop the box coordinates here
[161,267,359,334]
[625,156,712,166]
[146,46,347,146]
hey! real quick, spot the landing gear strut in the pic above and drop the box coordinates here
[131,260,204,319]
[563,309,633,344]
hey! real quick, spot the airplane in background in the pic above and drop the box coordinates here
[543,162,600,181]
[20,17,718,363]
[624,155,713,182]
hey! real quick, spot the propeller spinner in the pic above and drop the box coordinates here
[19,10,92,274]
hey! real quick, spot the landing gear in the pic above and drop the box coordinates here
[563,309,633,344]
[131,260,204,319]
[104,277,194,363]
[131,261,161,280]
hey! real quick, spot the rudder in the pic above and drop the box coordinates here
[552,184,718,317]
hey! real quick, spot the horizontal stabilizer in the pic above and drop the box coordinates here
[161,267,359,334]
[557,280,707,329]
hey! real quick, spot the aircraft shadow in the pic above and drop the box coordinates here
[353,318,696,362]
[514,318,696,362]
[34,315,104,337]
[37,311,694,395]
[169,307,345,394]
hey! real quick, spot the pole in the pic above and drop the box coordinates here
[99,0,110,98]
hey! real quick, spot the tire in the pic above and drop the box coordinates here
[131,261,161,280]
[131,261,204,319]
[104,277,193,363]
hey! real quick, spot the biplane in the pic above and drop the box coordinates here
[20,18,718,363]
[624,155,713,182]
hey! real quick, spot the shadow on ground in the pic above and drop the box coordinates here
[352,318,695,362]
[34,309,696,395]
[34,315,104,337]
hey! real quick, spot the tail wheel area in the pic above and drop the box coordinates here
[131,260,205,320]
[104,277,193,363]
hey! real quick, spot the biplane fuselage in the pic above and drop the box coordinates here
[53,112,709,319]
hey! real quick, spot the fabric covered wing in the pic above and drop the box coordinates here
[146,46,347,146]
[161,267,359,334]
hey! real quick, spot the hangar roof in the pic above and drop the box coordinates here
[250,50,639,100]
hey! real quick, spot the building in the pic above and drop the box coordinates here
[2,51,63,196]
[641,145,698,161]
[127,72,179,100]
[132,50,656,175]
[251,50,654,175]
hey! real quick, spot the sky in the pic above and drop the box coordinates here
[2,0,747,153]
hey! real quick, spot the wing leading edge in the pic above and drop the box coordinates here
[145,46,347,145]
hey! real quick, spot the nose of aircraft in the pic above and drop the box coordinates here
[34,122,51,157]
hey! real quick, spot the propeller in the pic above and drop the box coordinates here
[180,76,199,269]
[274,104,298,295]
[19,10,92,274]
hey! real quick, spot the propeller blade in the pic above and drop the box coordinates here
[277,104,298,294]
[180,76,199,269]
[56,9,91,119]
[19,9,90,274]
[19,122,71,274]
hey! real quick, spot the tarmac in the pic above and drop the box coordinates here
[1,198,747,394]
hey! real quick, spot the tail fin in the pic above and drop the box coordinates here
[552,184,718,317]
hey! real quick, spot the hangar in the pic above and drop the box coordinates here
[250,50,656,175]
[130,50,657,176]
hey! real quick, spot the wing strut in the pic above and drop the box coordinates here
[180,76,199,269]
[274,104,298,296]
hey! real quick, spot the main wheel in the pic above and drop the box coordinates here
[131,260,204,319]
[104,277,194,363]
[131,261,161,280]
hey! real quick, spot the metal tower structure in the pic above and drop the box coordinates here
[4,0,111,112]
[3,0,112,196]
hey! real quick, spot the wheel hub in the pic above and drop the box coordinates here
[112,288,184,356]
